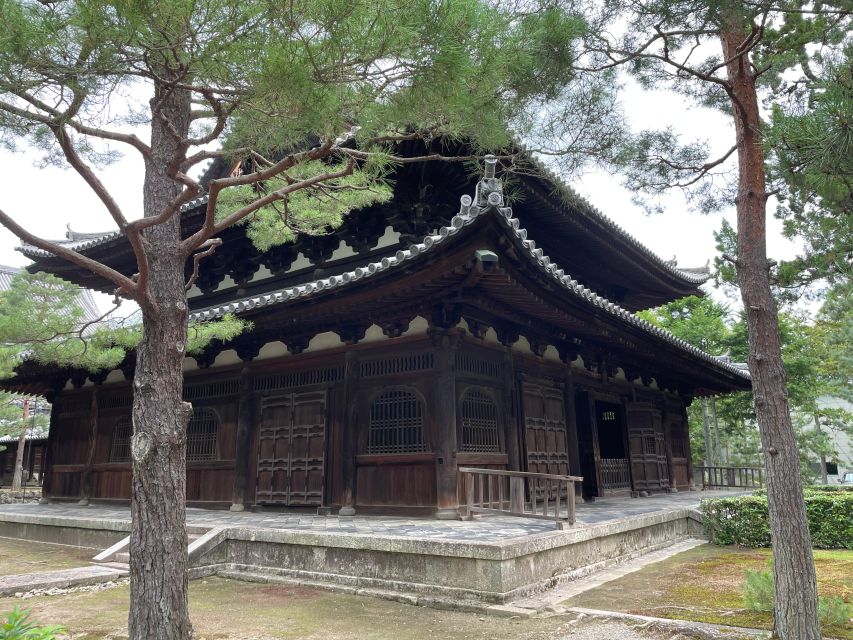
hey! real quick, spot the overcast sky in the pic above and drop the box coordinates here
[0,80,803,317]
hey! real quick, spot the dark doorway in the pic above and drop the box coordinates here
[574,390,599,500]
[595,401,631,494]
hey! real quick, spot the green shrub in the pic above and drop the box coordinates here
[0,608,63,640]
[819,596,853,627]
[742,567,774,612]
[701,492,853,549]
[753,485,853,497]
[742,569,853,627]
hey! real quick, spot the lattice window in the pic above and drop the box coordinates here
[643,435,657,455]
[455,352,502,379]
[57,396,89,416]
[360,353,434,378]
[367,389,427,454]
[254,367,343,392]
[102,391,133,410]
[184,380,239,401]
[109,416,133,463]
[460,389,500,453]
[187,408,219,461]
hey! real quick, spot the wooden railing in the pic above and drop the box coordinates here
[600,457,631,491]
[458,467,583,529]
[697,465,764,489]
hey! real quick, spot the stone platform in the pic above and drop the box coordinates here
[0,491,736,605]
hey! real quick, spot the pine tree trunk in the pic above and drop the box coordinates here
[719,12,821,640]
[128,79,193,640]
[813,414,827,484]
[710,396,721,463]
[11,399,30,491]
[701,397,713,466]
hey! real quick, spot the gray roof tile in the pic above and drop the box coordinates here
[188,162,749,382]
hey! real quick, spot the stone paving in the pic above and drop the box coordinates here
[0,490,741,542]
[0,564,127,597]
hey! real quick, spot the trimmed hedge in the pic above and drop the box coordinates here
[752,485,853,496]
[701,492,853,549]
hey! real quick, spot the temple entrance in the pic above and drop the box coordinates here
[595,401,632,495]
[574,390,599,500]
[626,402,670,493]
[522,379,569,476]
[255,390,327,507]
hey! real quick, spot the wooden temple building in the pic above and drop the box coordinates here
[3,145,751,516]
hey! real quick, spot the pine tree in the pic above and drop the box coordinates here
[0,2,606,637]
[574,1,851,636]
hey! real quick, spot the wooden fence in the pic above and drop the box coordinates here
[458,467,583,529]
[697,465,764,489]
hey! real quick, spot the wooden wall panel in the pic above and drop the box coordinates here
[355,462,436,507]
[93,468,132,498]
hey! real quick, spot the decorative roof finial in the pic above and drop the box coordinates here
[484,154,497,179]
[474,154,503,209]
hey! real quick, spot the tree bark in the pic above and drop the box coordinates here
[701,397,713,466]
[11,398,30,491]
[720,12,821,639]
[128,79,193,640]
[813,414,827,485]
[710,395,722,464]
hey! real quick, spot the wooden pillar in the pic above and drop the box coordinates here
[433,330,459,519]
[230,366,255,511]
[588,393,603,497]
[39,390,59,504]
[502,348,522,471]
[78,386,100,505]
[563,364,582,496]
[339,350,359,516]
[661,399,677,493]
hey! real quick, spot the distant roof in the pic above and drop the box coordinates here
[0,433,47,444]
[0,264,102,324]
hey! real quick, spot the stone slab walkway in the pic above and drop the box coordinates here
[0,490,740,542]
[0,564,127,597]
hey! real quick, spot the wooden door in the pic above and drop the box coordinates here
[522,380,569,475]
[255,390,327,506]
[625,402,670,492]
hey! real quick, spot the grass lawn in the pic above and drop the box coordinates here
[565,544,853,638]
[0,537,96,576]
[0,577,575,640]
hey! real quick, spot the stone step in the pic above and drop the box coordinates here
[0,565,127,597]
[95,531,206,565]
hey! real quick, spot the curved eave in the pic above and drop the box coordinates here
[189,189,750,389]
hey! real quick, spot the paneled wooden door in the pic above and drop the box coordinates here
[522,379,570,475]
[255,390,327,506]
[625,402,670,492]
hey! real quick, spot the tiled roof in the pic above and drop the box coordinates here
[17,198,209,259]
[0,433,47,444]
[0,264,102,324]
[521,154,709,284]
[190,160,749,382]
[17,153,707,286]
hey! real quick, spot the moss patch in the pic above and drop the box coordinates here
[0,537,95,576]
[0,577,567,640]
[565,545,853,638]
